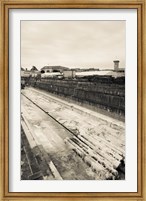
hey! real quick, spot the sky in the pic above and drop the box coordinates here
[21,21,125,70]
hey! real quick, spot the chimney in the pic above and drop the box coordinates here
[113,60,120,71]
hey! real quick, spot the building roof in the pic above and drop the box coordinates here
[30,66,38,71]
[76,70,125,78]
[76,71,111,77]
[41,66,69,71]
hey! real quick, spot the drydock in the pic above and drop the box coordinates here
[21,83,125,180]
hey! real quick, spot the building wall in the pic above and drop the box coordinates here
[63,70,76,78]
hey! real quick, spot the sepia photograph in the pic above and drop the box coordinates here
[20,20,125,180]
[0,0,144,197]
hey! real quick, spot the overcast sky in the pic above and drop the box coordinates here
[21,21,125,70]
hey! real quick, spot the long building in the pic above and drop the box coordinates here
[41,66,69,73]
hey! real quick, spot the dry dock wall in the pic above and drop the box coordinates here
[30,79,125,117]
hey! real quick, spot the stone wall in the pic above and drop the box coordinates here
[30,78,125,117]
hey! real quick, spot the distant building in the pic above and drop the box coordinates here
[113,60,120,71]
[30,66,38,71]
[63,70,76,78]
[113,60,125,72]
[21,70,31,78]
[21,66,39,78]
[41,66,69,73]
[75,70,125,78]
